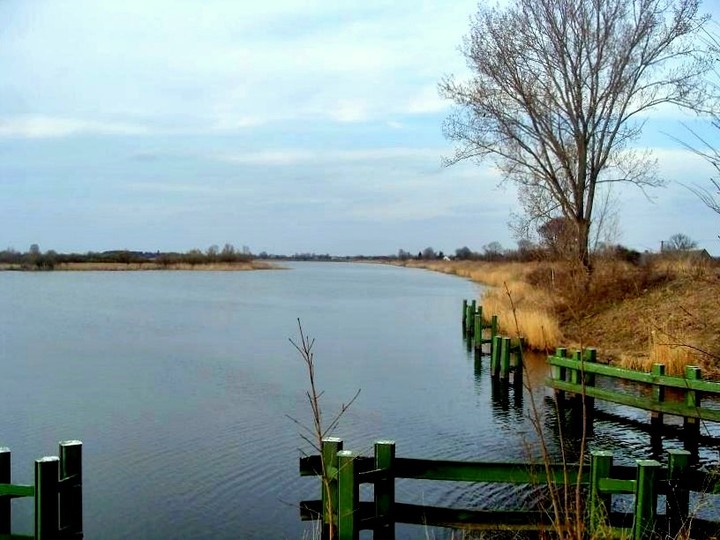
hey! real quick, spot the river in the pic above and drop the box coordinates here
[1,262,715,538]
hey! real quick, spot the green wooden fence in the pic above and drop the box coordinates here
[547,349,720,452]
[300,438,720,539]
[0,441,82,540]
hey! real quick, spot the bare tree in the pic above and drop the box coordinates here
[664,232,698,250]
[440,0,712,270]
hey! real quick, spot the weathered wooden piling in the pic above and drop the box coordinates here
[666,449,691,538]
[373,441,395,538]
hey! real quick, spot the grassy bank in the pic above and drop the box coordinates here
[397,257,720,376]
[0,260,278,271]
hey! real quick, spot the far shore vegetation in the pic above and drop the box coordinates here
[0,244,276,271]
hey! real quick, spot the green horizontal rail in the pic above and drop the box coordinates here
[394,458,585,484]
[302,454,587,485]
[0,484,34,498]
[548,379,720,422]
[0,535,35,540]
[548,356,720,394]
[598,477,635,494]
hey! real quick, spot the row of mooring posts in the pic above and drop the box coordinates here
[463,300,523,386]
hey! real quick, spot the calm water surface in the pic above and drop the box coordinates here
[1,262,716,538]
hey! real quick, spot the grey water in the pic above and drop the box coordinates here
[0,262,716,539]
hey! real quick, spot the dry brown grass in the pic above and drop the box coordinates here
[398,256,720,376]
[402,260,563,350]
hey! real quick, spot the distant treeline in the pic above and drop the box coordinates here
[0,244,252,270]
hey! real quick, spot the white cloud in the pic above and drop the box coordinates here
[0,115,150,138]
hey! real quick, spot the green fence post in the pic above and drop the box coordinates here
[666,449,691,538]
[500,337,511,381]
[683,366,702,456]
[465,303,474,337]
[474,306,483,349]
[552,348,567,402]
[59,441,82,537]
[462,300,467,331]
[35,457,59,540]
[633,459,660,540]
[491,335,502,378]
[589,450,613,534]
[374,441,395,539]
[0,448,10,535]
[490,315,498,347]
[651,364,665,432]
[321,437,343,539]
[581,348,597,424]
[337,450,358,540]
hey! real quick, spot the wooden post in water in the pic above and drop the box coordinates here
[321,437,343,539]
[666,449,691,538]
[682,366,702,457]
[59,441,82,537]
[474,306,483,349]
[490,315,498,352]
[35,457,59,540]
[650,364,665,433]
[374,441,395,538]
[0,448,10,535]
[465,303,475,337]
[500,337,511,382]
[589,451,613,534]
[337,450,358,540]
[491,335,502,378]
[633,459,660,540]
[463,300,467,334]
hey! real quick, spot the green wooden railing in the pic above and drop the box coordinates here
[300,439,720,539]
[0,441,82,540]
[547,349,720,452]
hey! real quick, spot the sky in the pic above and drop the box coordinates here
[1,0,719,257]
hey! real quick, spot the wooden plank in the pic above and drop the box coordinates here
[394,458,584,485]
[548,356,720,394]
[598,477,635,494]
[547,379,720,422]
[394,503,555,530]
[0,485,34,498]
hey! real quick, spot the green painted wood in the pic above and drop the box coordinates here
[651,364,665,430]
[546,379,720,422]
[667,449,691,538]
[490,315,498,345]
[547,356,720,394]
[373,441,395,538]
[633,460,660,540]
[598,477,636,494]
[35,457,59,540]
[393,503,555,530]
[0,485,34,498]
[0,449,10,535]
[490,335,501,378]
[462,300,467,330]
[58,441,82,537]
[500,337,511,380]
[394,458,583,484]
[337,451,357,540]
[321,437,343,536]
[589,451,613,533]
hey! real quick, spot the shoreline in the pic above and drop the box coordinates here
[0,260,280,272]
